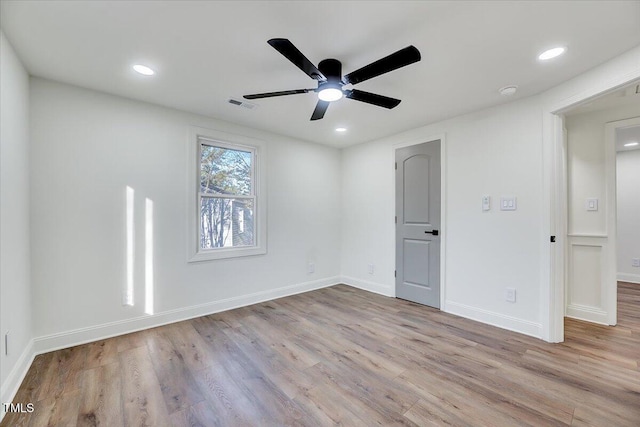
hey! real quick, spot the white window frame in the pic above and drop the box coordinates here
[187,126,267,262]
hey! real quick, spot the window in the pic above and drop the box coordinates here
[188,127,266,261]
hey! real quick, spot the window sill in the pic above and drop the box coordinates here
[188,246,267,262]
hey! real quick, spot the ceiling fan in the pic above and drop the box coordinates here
[244,38,421,121]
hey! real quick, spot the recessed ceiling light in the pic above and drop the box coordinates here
[499,85,518,96]
[335,127,347,132]
[624,142,639,147]
[538,47,566,61]
[133,64,155,76]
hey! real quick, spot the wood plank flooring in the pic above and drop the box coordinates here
[2,282,639,426]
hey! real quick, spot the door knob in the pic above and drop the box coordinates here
[425,230,439,236]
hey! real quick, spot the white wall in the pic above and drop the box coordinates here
[0,32,33,406]
[342,97,545,337]
[617,149,640,283]
[29,78,341,349]
[566,105,640,235]
[564,104,640,323]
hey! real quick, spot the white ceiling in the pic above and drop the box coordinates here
[2,1,639,147]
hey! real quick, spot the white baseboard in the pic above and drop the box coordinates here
[341,279,543,339]
[445,301,542,338]
[33,276,340,355]
[0,339,35,423]
[341,275,394,297]
[617,273,640,284]
[566,303,609,325]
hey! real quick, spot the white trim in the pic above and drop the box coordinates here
[188,245,266,262]
[604,120,619,324]
[548,72,640,116]
[617,273,640,284]
[391,133,447,310]
[445,301,542,339]
[341,275,394,297]
[566,237,613,324]
[0,339,35,422]
[32,276,339,355]
[440,134,447,311]
[187,126,267,262]
[566,304,608,325]
[540,111,560,342]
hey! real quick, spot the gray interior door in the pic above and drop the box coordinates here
[395,141,441,307]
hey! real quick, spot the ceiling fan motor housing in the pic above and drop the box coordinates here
[318,59,343,90]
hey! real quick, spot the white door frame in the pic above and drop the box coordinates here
[605,116,640,315]
[543,74,640,342]
[393,134,447,310]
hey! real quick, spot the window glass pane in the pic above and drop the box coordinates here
[200,198,255,249]
[200,144,252,196]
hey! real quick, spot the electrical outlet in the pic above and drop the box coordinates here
[307,263,315,274]
[632,258,640,268]
[505,288,516,303]
[368,264,375,275]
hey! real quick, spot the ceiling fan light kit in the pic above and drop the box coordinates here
[318,86,343,102]
[244,38,421,121]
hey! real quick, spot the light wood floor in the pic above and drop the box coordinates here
[2,282,639,426]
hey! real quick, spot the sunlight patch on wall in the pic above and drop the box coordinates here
[124,186,135,306]
[145,198,154,315]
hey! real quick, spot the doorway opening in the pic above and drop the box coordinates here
[615,123,640,287]
[551,82,640,341]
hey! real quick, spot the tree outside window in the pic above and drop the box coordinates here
[199,143,255,250]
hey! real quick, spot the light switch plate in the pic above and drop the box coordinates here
[500,196,517,211]
[586,198,598,211]
[482,195,491,211]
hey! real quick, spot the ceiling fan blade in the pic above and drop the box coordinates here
[243,89,314,99]
[310,100,330,120]
[345,89,401,109]
[343,46,421,85]
[268,38,326,81]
